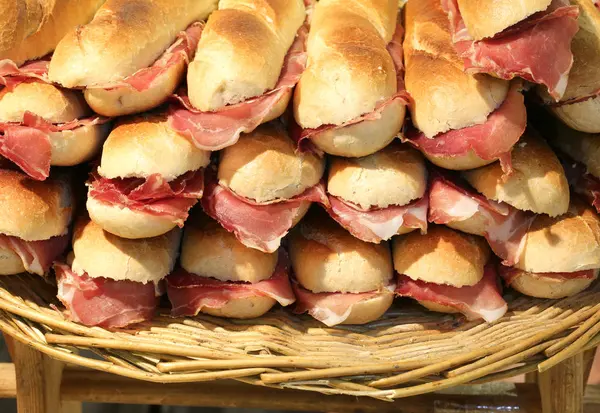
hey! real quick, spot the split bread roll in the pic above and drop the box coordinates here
[293,0,406,157]
[187,0,306,111]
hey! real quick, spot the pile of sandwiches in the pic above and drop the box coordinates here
[1,0,600,329]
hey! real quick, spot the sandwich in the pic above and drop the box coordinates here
[393,225,507,322]
[324,142,429,243]
[48,0,217,116]
[0,78,110,180]
[167,0,308,151]
[288,209,395,326]
[202,122,327,253]
[0,0,104,66]
[55,216,181,328]
[0,169,72,276]
[293,0,408,157]
[539,0,600,133]
[497,198,600,298]
[166,212,295,319]
[87,113,210,239]
[442,0,579,101]
[429,131,570,265]
[403,0,527,172]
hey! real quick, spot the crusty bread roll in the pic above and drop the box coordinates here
[71,216,181,284]
[551,98,600,134]
[444,212,488,237]
[0,0,55,59]
[200,295,277,319]
[0,247,26,276]
[49,0,217,87]
[515,199,600,273]
[187,0,305,111]
[218,123,325,203]
[50,122,110,167]
[455,0,552,41]
[392,225,491,287]
[463,132,570,217]
[544,120,600,178]
[288,209,393,293]
[507,268,599,299]
[181,214,278,283]
[337,291,394,325]
[328,143,426,209]
[0,169,72,241]
[404,0,509,138]
[99,114,210,181]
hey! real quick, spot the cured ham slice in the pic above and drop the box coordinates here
[325,195,428,243]
[293,19,410,151]
[404,81,526,174]
[442,0,579,101]
[55,263,159,329]
[86,23,203,92]
[396,264,507,323]
[498,265,597,285]
[166,257,295,317]
[201,172,329,253]
[0,58,49,91]
[0,234,69,275]
[88,169,204,226]
[293,282,395,327]
[428,172,534,266]
[167,22,308,151]
[0,111,110,181]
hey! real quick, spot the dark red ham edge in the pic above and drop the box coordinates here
[88,168,204,226]
[55,263,159,329]
[442,0,579,101]
[0,234,69,275]
[166,253,295,317]
[498,265,597,285]
[404,81,526,175]
[396,264,508,323]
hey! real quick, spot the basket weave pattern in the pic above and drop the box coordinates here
[0,273,599,400]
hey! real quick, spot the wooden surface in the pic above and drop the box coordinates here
[539,352,584,413]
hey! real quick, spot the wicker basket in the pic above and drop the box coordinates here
[0,273,599,401]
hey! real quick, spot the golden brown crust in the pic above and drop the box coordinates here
[507,268,598,298]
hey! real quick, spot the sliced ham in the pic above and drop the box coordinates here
[0,234,69,275]
[166,255,295,317]
[293,18,410,152]
[442,0,579,101]
[292,281,396,327]
[87,23,203,92]
[404,81,526,175]
[498,265,597,285]
[325,195,428,243]
[201,171,329,253]
[428,172,534,266]
[55,263,158,329]
[167,22,309,151]
[0,58,49,91]
[396,264,507,323]
[88,169,204,226]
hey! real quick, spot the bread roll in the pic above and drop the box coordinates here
[71,216,181,284]
[99,114,210,181]
[187,0,305,111]
[544,120,600,178]
[0,247,27,275]
[218,123,324,203]
[0,170,72,241]
[507,268,598,299]
[404,0,509,138]
[463,132,570,217]
[288,209,393,293]
[328,143,426,209]
[0,0,55,59]
[200,295,277,319]
[392,225,490,287]
[49,0,217,87]
[49,122,110,167]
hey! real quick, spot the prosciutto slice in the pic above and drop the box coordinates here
[88,169,204,226]
[293,281,395,327]
[201,172,329,253]
[55,263,158,329]
[0,58,49,91]
[442,0,579,101]
[293,18,410,152]
[325,195,428,243]
[167,22,309,151]
[87,23,203,91]
[167,256,295,317]
[0,111,110,181]
[428,172,534,266]
[396,264,508,323]
[404,81,526,175]
[498,265,597,285]
[0,234,69,275]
